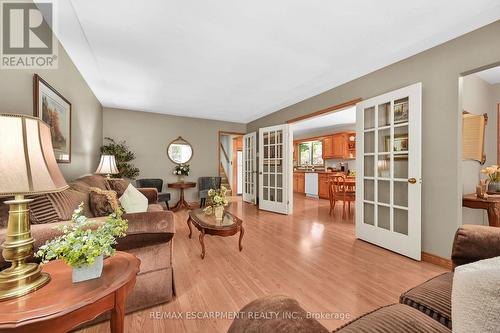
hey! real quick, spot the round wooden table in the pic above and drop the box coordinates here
[168,181,197,211]
[0,252,140,333]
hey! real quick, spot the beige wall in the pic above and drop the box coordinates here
[461,74,499,226]
[248,20,500,258]
[102,108,246,202]
[0,44,102,180]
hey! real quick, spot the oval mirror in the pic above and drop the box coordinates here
[167,136,193,164]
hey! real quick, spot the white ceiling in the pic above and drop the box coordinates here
[50,0,500,123]
[476,66,500,84]
[292,106,356,136]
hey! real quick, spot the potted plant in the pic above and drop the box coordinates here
[173,164,190,182]
[36,203,128,283]
[481,165,500,193]
[101,137,140,179]
[205,186,229,221]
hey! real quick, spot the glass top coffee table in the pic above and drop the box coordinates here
[187,208,244,259]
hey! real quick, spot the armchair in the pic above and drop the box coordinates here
[136,178,171,210]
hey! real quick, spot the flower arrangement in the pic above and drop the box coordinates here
[207,186,229,207]
[173,164,190,176]
[480,165,500,183]
[35,203,128,268]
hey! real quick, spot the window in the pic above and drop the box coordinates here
[298,140,323,166]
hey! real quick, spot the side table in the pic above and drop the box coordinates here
[0,251,140,333]
[168,181,197,211]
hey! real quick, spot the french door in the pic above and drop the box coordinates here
[258,124,293,214]
[242,132,257,204]
[356,82,422,260]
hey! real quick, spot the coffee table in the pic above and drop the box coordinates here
[187,208,244,259]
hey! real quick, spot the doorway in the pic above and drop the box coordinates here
[218,131,244,196]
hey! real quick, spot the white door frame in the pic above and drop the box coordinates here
[258,124,293,215]
[242,132,257,204]
[356,82,422,260]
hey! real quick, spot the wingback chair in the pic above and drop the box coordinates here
[136,178,171,210]
[198,177,222,207]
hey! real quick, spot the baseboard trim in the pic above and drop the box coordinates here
[421,252,452,270]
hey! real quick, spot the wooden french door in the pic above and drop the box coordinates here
[258,124,293,214]
[356,83,422,260]
[242,132,256,204]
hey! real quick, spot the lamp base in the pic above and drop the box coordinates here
[0,263,50,300]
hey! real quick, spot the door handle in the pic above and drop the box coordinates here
[408,178,417,184]
[259,172,263,175]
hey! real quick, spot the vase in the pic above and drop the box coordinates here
[214,206,224,221]
[488,181,500,193]
[72,255,103,283]
[178,175,185,182]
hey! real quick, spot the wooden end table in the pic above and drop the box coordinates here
[463,193,500,227]
[168,181,197,211]
[0,251,140,333]
[187,208,244,259]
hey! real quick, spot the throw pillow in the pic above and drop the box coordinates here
[119,184,148,213]
[107,178,130,197]
[89,187,120,217]
[452,256,500,333]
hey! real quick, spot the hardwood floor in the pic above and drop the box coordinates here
[80,194,445,333]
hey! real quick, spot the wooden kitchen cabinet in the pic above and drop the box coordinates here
[318,173,330,199]
[322,132,356,160]
[293,172,305,193]
[322,136,333,159]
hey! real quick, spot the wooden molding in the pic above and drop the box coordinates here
[421,252,452,270]
[286,98,362,124]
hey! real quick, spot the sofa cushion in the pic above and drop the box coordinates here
[399,272,453,329]
[147,204,164,212]
[107,178,130,197]
[334,304,451,333]
[89,187,120,217]
[119,184,148,213]
[28,194,60,224]
[452,256,500,333]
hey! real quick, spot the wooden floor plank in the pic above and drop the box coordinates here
[79,194,445,332]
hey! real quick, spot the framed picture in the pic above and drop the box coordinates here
[33,74,72,163]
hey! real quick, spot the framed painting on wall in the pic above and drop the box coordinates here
[33,74,72,163]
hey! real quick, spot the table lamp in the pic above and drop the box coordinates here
[95,155,119,179]
[0,114,68,300]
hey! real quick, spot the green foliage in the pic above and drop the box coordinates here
[101,137,140,179]
[35,203,128,268]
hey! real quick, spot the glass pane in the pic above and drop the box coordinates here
[263,174,268,186]
[277,144,282,159]
[311,141,323,165]
[394,97,409,124]
[270,132,275,144]
[264,146,269,159]
[394,125,408,152]
[394,154,408,179]
[299,143,311,166]
[364,156,374,177]
[264,163,269,173]
[377,205,390,230]
[270,174,275,187]
[394,208,408,235]
[364,179,374,201]
[277,189,283,203]
[270,146,275,159]
[377,155,390,178]
[364,203,374,225]
[263,187,268,200]
[277,131,282,144]
[264,133,269,145]
[394,181,408,207]
[277,174,282,188]
[378,128,390,153]
[270,188,275,202]
[364,106,375,129]
[377,180,390,204]
[378,102,390,127]
[364,131,375,153]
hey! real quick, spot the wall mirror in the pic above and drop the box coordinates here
[167,136,193,164]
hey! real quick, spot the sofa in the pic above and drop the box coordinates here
[228,224,500,333]
[0,174,175,317]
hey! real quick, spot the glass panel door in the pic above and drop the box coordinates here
[242,132,256,204]
[356,83,422,260]
[259,124,292,214]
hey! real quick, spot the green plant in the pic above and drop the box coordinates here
[101,137,140,179]
[35,203,128,268]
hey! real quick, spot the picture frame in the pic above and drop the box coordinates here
[33,74,72,163]
[394,99,409,123]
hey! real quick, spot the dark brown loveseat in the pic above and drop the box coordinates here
[228,225,500,333]
[0,174,175,316]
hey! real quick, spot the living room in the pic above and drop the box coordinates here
[0,1,500,333]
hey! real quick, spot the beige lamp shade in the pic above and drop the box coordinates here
[0,114,68,196]
[95,155,119,175]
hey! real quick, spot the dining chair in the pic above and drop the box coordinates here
[328,174,355,219]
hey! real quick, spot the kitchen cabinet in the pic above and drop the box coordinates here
[318,173,330,199]
[293,172,305,193]
[322,136,333,159]
[322,132,356,160]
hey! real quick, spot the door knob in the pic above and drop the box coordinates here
[408,178,417,184]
